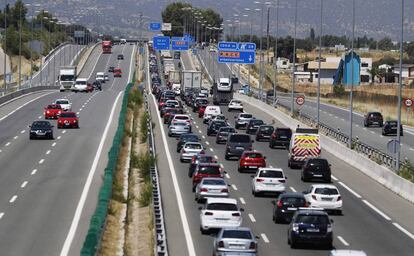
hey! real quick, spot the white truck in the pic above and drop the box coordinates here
[59,66,77,92]
[163,58,175,77]
[288,128,321,169]
[181,70,202,92]
[96,72,106,83]
[169,70,181,95]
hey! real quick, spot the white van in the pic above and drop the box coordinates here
[203,106,221,124]
[120,38,127,44]
[217,78,231,92]
[73,78,88,92]
[172,83,181,95]
[96,72,105,83]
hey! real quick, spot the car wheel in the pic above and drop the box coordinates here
[200,226,208,235]
[269,142,273,148]
[168,132,171,137]
[228,108,231,112]
[252,190,258,197]
[192,185,196,192]
[29,135,34,140]
[235,124,239,129]
[225,154,229,160]
[238,167,243,173]
[288,160,291,168]
[336,210,342,216]
[290,240,296,249]
[180,158,184,163]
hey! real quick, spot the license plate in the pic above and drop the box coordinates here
[215,218,229,221]
[236,147,244,150]
[65,123,70,126]
[373,122,378,124]
[209,189,220,193]
[265,183,274,186]
[307,228,319,232]
[287,207,297,211]
[229,245,244,249]
[322,197,332,201]
[248,166,256,169]
[280,136,287,139]
[313,174,323,177]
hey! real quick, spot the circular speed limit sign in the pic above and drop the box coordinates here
[296,96,305,106]
[404,98,413,107]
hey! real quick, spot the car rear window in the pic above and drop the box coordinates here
[222,230,252,239]
[260,126,274,131]
[296,215,329,224]
[251,120,264,125]
[229,134,251,143]
[220,127,236,133]
[199,166,220,174]
[369,113,382,117]
[56,100,69,104]
[206,203,238,211]
[173,122,187,126]
[387,121,398,126]
[181,135,199,141]
[240,113,252,118]
[202,179,225,185]
[275,128,292,136]
[245,153,263,158]
[308,159,329,168]
[282,197,306,205]
[175,116,189,120]
[185,143,202,149]
[199,156,214,163]
[314,187,339,195]
[47,105,61,109]
[60,113,76,118]
[259,170,283,178]
[32,121,50,128]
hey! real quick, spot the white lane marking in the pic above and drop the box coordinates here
[269,165,273,168]
[76,112,80,115]
[202,135,206,139]
[21,130,25,134]
[380,135,384,138]
[335,116,339,119]
[410,148,414,151]
[363,128,367,131]
[46,150,51,155]
[356,124,360,127]
[31,169,37,175]
[231,184,238,191]
[370,131,375,134]
[337,236,350,246]
[0,212,4,219]
[60,91,123,256]
[57,136,62,140]
[214,155,218,159]
[21,181,28,188]
[362,200,391,221]
[9,195,18,203]
[198,130,202,133]
[225,173,231,179]
[38,116,42,119]
[239,197,246,204]
[220,164,224,168]
[341,118,345,121]
[5,142,11,146]
[193,121,197,124]
[331,175,339,181]
[52,142,57,147]
[206,141,210,145]
[290,186,297,192]
[261,233,270,243]
[39,159,45,164]
[338,181,362,199]
[329,113,333,117]
[195,125,199,129]
[392,223,414,240]
[248,213,256,223]
[13,136,18,140]
[62,130,66,134]
[209,148,213,152]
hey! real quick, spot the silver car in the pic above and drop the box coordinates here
[213,227,258,255]
[235,113,253,130]
[180,142,205,162]
[168,121,190,137]
[195,178,229,202]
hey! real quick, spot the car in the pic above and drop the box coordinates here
[168,121,190,137]
[44,104,62,119]
[108,66,115,72]
[73,78,88,92]
[364,112,383,127]
[195,178,229,202]
[207,120,228,136]
[199,198,243,234]
[164,109,184,124]
[255,125,274,141]
[171,114,192,131]
[117,54,124,60]
[199,105,207,118]
[225,134,253,160]
[329,250,367,256]
[177,133,200,152]
[208,114,227,126]
[228,99,243,112]
[213,227,258,255]
[203,106,221,124]
[180,142,205,162]
[382,120,403,136]
[188,154,217,177]
[238,151,266,173]
[251,168,286,196]
[57,112,79,129]
[96,72,106,83]
[209,47,217,53]
[165,99,180,109]
[217,78,232,92]
[272,192,308,223]
[288,209,333,249]
[54,99,72,111]
[193,98,209,112]
[231,75,239,84]
[29,121,54,140]
[192,163,224,191]
[303,184,342,215]
[216,127,236,144]
[246,119,264,135]
[92,80,102,91]
[104,74,109,81]
[301,158,332,183]
[234,113,254,129]
[114,68,122,77]
[86,83,94,92]
[269,127,292,149]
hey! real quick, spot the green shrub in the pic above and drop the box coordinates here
[139,180,152,207]
[398,160,414,182]
[333,85,345,95]
[140,112,149,143]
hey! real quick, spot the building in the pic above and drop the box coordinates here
[360,58,372,83]
[276,57,290,69]
[307,57,340,84]
[393,64,414,82]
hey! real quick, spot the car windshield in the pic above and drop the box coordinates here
[56,100,69,104]
[251,120,264,125]
[259,170,283,178]
[369,113,382,117]
[229,134,250,143]
[60,75,74,81]
[220,127,235,133]
[32,121,50,128]
[260,126,273,131]
[296,215,329,225]
[173,122,187,126]
[222,230,252,239]
[199,156,214,163]
[76,80,87,85]
[308,159,329,168]
[47,105,61,109]
[245,153,263,158]
[199,166,220,174]
[282,197,306,205]
[276,129,292,136]
[199,99,208,104]
[181,135,198,141]
[60,113,76,118]
[213,122,227,128]
[314,187,339,195]
[240,114,252,118]
[185,143,202,149]
[202,179,225,185]
[206,203,238,211]
[231,100,241,104]
[220,82,229,86]
[387,121,398,126]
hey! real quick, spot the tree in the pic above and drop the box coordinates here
[367,67,379,84]
[310,28,315,41]
[378,37,394,51]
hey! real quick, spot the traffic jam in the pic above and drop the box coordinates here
[149,46,347,255]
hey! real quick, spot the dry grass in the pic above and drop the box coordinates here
[99,201,125,256]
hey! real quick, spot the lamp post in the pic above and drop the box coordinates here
[273,0,280,107]
[291,0,298,116]
[244,8,253,88]
[348,0,355,148]
[18,1,22,90]
[3,0,7,93]
[254,1,265,101]
[43,16,50,85]
[316,0,324,125]
[396,0,404,171]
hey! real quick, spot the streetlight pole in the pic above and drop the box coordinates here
[317,0,324,125]
[3,0,7,93]
[348,0,355,148]
[18,2,22,90]
[291,0,298,116]
[396,0,404,171]
[273,0,280,107]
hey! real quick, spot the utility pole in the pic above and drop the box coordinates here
[3,0,8,93]
[291,0,298,116]
[258,2,265,101]
[266,6,270,64]
[396,0,404,171]
[18,2,22,90]
[273,0,280,107]
[348,0,355,148]
[317,0,324,125]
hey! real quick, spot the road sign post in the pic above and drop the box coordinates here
[217,41,256,64]
[295,95,305,106]
[153,36,170,50]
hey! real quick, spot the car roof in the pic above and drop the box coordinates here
[221,226,252,232]
[243,151,263,155]
[206,197,237,205]
[198,162,220,167]
[56,98,69,102]
[76,78,87,81]
[201,177,226,182]
[311,184,338,189]
[258,167,283,173]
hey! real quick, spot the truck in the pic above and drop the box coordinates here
[288,128,321,169]
[58,66,77,92]
[102,41,112,54]
[212,80,233,105]
[168,70,181,95]
[181,70,202,93]
[163,58,175,78]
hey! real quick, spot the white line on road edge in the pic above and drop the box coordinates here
[338,181,362,199]
[362,199,391,221]
[248,214,256,223]
[148,93,197,256]
[261,233,270,243]
[290,186,297,192]
[21,181,28,188]
[0,212,4,219]
[31,169,37,175]
[60,91,123,256]
[231,184,238,191]
[331,175,339,181]
[9,195,18,203]
[239,197,246,204]
[392,223,414,240]
[38,159,45,164]
[337,236,350,246]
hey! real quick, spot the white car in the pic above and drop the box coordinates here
[199,198,243,234]
[195,178,229,203]
[203,106,221,124]
[54,99,72,111]
[217,78,231,92]
[209,47,217,53]
[165,99,180,108]
[73,78,88,92]
[96,72,105,83]
[251,168,287,196]
[228,99,244,112]
[171,114,191,131]
[304,184,343,215]
[180,142,205,162]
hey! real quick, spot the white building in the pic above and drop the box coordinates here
[307,57,341,84]
[393,64,414,81]
[360,58,373,83]
[276,57,290,69]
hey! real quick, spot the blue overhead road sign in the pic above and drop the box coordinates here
[218,42,256,51]
[153,36,170,50]
[171,38,189,51]
[218,41,256,64]
[149,22,162,31]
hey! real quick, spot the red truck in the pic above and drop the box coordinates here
[102,41,112,54]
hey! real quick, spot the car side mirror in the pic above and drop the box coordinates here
[240,208,245,212]
[198,206,203,210]
[264,156,267,159]
[28,125,31,128]
[285,176,288,179]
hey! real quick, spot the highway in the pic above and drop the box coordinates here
[0,42,136,256]
[150,49,414,256]
[198,47,414,164]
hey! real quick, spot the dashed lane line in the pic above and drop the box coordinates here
[261,233,270,243]
[13,136,18,140]
[206,141,210,145]
[21,181,28,188]
[362,200,391,221]
[46,150,51,155]
[0,212,4,219]
[9,195,18,203]
[62,130,66,134]
[209,148,213,152]
[239,197,246,205]
[52,142,57,147]
[231,184,238,191]
[5,142,11,146]
[39,159,45,164]
[31,169,37,175]
[57,136,62,140]
[337,236,350,246]
[20,130,25,134]
[248,214,256,223]
[225,173,230,179]
[290,187,297,192]
[392,223,414,240]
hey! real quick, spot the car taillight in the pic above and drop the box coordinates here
[205,212,213,216]
[232,212,240,217]
[312,195,317,200]
[277,200,283,208]
[199,150,205,154]
[303,201,308,207]
[58,111,61,114]
[221,188,229,193]
[218,241,224,248]
[337,196,342,201]
[58,120,62,123]
[46,111,50,114]
[249,242,256,250]
[279,179,286,183]
[200,188,208,192]
[256,178,264,182]
[73,120,77,122]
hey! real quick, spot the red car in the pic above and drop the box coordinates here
[86,83,94,92]
[238,151,266,173]
[114,68,122,77]
[192,163,224,191]
[44,104,62,119]
[57,112,79,129]
[198,105,206,118]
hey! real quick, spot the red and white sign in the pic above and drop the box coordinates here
[296,96,305,106]
[404,98,413,107]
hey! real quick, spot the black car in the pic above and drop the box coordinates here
[255,125,274,141]
[176,134,200,152]
[92,80,102,90]
[117,54,124,60]
[269,128,292,149]
[364,112,383,127]
[207,120,228,136]
[272,193,307,223]
[108,66,115,72]
[216,127,236,144]
[231,75,239,84]
[301,158,332,183]
[382,120,403,136]
[174,51,181,59]
[29,121,54,140]
[288,209,333,249]
[246,119,264,134]
[193,98,209,112]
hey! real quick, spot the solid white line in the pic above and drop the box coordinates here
[46,150,51,155]
[338,181,362,199]
[13,136,18,140]
[261,233,270,243]
[290,186,297,192]
[9,195,18,203]
[331,175,339,181]
[225,173,230,179]
[362,199,391,221]
[21,181,28,188]
[31,169,37,175]
[21,130,25,134]
[0,212,4,219]
[231,184,238,191]
[5,142,10,146]
[392,223,414,240]
[248,213,256,223]
[59,91,123,256]
[52,142,57,147]
[39,159,45,164]
[337,236,350,246]
[239,197,246,204]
